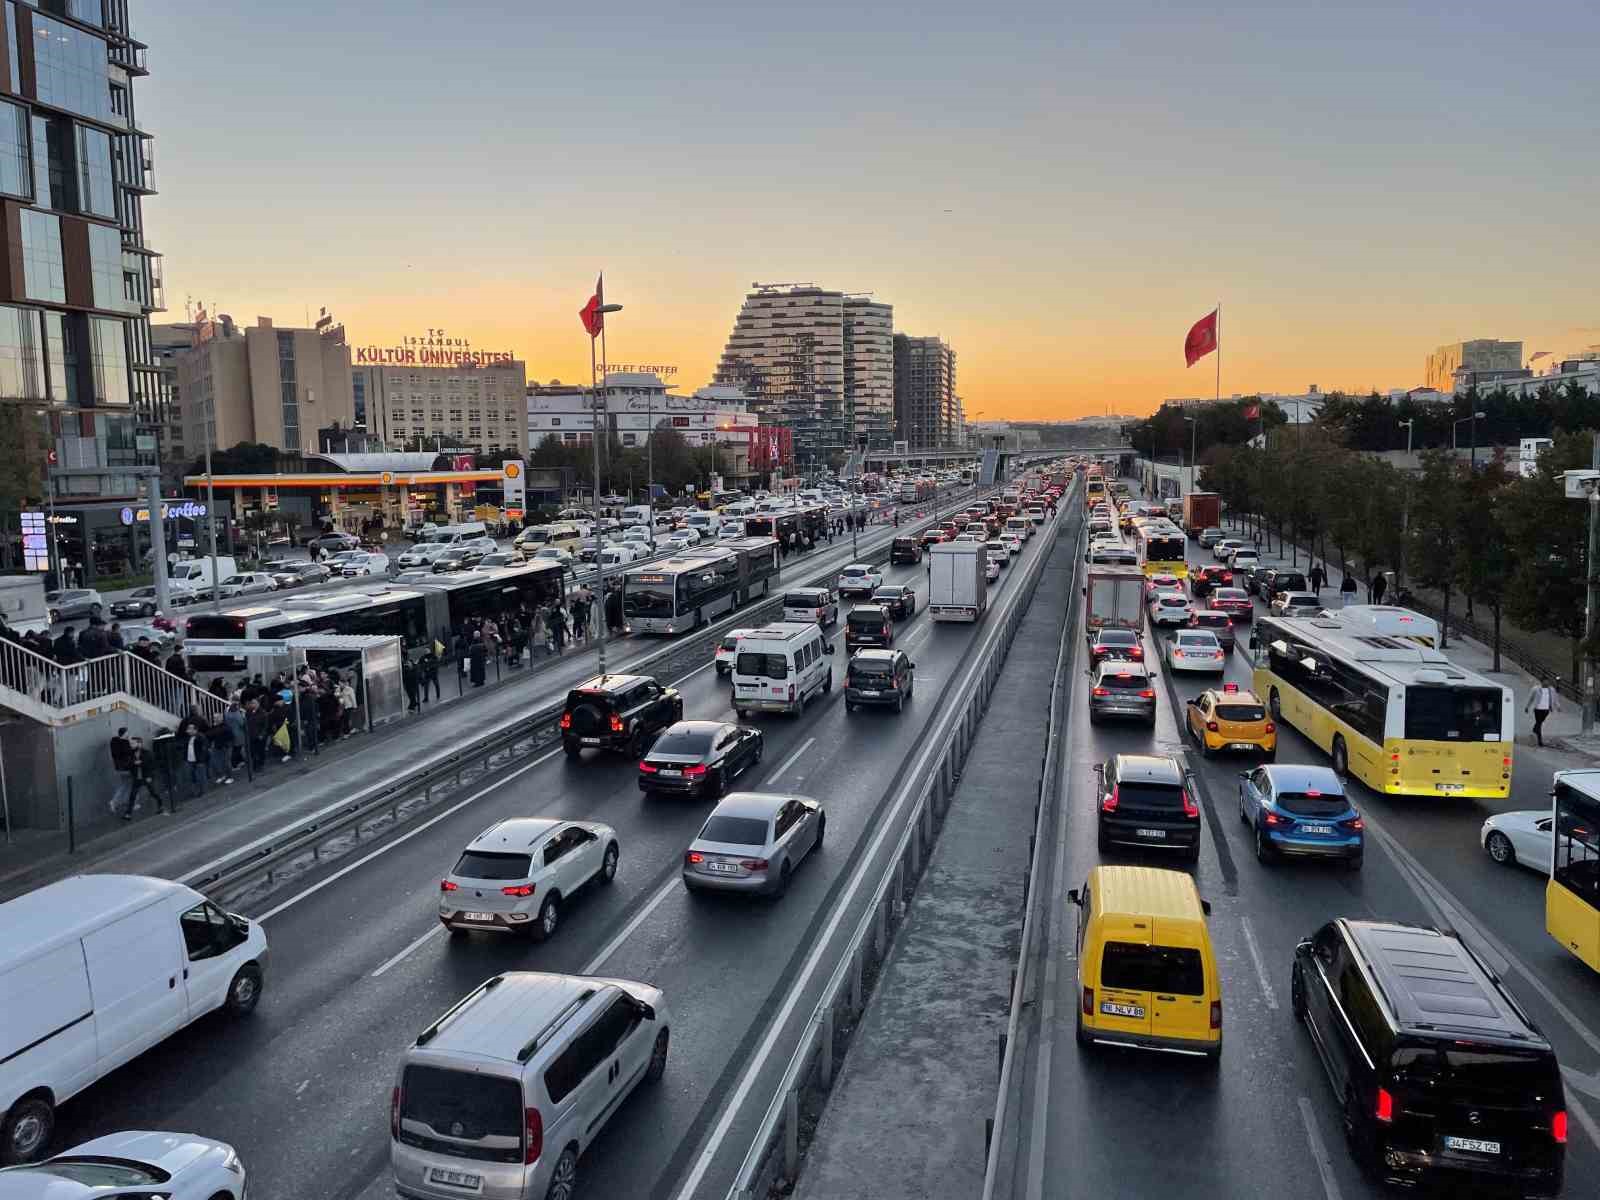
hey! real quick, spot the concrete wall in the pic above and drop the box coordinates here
[0,706,175,833]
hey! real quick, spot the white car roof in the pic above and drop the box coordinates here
[0,875,198,969]
[1176,630,1221,645]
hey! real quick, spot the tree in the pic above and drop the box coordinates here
[1501,432,1592,683]
[1455,462,1517,670]
[1404,452,1466,645]
[189,441,283,478]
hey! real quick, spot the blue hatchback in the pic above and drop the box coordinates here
[1237,763,1363,870]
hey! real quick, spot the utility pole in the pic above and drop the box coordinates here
[1585,432,1600,735]
[1398,419,1414,588]
[203,391,221,610]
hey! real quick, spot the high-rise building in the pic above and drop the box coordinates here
[0,0,165,508]
[1425,339,1523,392]
[176,316,355,455]
[893,334,957,449]
[357,358,527,456]
[150,320,196,487]
[714,283,894,466]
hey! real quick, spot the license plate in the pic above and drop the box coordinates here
[659,769,681,777]
[1303,824,1334,835]
[736,684,756,692]
[859,689,880,697]
[1436,782,1465,792]
[1231,742,1255,750]
[1100,1001,1145,1018]
[429,1167,483,1190]
[1443,1136,1500,1155]
[581,737,602,745]
[463,912,494,922]
[1136,828,1166,839]
[706,861,739,874]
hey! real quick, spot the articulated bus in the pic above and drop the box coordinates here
[623,537,780,634]
[1548,769,1600,973]
[1085,473,1107,508]
[1247,605,1513,798]
[1133,522,1188,578]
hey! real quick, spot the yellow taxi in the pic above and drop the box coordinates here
[1183,682,1276,759]
[1068,865,1221,1064]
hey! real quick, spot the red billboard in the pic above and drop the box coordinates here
[453,453,476,497]
[749,426,793,471]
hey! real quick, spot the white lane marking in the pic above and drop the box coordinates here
[900,624,932,651]
[294,1078,310,1097]
[1562,1087,1600,1151]
[1240,916,1279,1011]
[1296,1096,1345,1200]
[1361,813,1600,1059]
[372,922,444,977]
[582,875,679,975]
[256,746,560,921]
[1563,1064,1600,1104]
[671,660,716,687]
[766,736,815,785]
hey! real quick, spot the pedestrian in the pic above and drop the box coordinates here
[181,718,208,799]
[1371,572,1388,606]
[469,633,487,687]
[1340,573,1358,606]
[165,641,190,682]
[207,713,234,784]
[1309,562,1326,595]
[403,657,420,712]
[337,677,358,734]
[548,605,567,652]
[107,621,125,650]
[224,700,247,771]
[420,647,441,698]
[245,699,267,771]
[269,700,293,762]
[1526,684,1560,748]
[605,585,623,635]
[108,725,133,817]
[125,736,166,816]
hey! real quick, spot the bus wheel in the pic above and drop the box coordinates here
[1331,736,1349,778]
[1268,688,1282,721]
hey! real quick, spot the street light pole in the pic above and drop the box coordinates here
[589,300,624,677]
[203,391,221,610]
[1469,409,1485,471]
[1585,434,1600,735]
[1398,418,1415,588]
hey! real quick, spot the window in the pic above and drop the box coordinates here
[451,850,532,880]
[698,814,768,846]
[180,901,229,961]
[400,1065,523,1156]
[0,304,46,398]
[76,124,113,217]
[1403,686,1502,743]
[20,208,65,302]
[0,101,28,198]
[31,13,116,124]
[1099,941,1205,995]
[1553,786,1600,903]
[87,220,126,310]
[3,4,16,93]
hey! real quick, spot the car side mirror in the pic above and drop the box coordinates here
[1200,899,1212,916]
[633,999,656,1020]
[1067,888,1081,906]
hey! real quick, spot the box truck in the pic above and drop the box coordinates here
[928,541,987,622]
[1084,565,1145,645]
[1181,492,1221,537]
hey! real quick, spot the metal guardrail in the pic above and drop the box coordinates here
[182,490,992,907]
[724,486,1078,1199]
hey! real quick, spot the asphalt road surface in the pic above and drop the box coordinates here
[46,504,1058,1200]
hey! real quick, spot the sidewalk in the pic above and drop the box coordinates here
[793,509,1075,1199]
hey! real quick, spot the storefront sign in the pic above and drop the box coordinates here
[600,363,678,377]
[119,500,209,525]
[354,327,515,368]
[20,510,47,571]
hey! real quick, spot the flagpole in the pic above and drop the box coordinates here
[1214,302,1221,406]
[590,314,607,677]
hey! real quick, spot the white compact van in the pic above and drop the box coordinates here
[730,622,834,717]
[424,521,489,546]
[0,874,268,1164]
[167,556,239,591]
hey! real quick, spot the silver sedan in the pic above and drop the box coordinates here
[0,1131,246,1198]
[682,791,825,898]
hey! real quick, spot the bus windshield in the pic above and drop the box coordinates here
[1404,686,1503,742]
[624,582,675,617]
[1144,535,1185,562]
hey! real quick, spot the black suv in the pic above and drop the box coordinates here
[1293,919,1565,1195]
[561,674,683,759]
[845,604,894,650]
[1250,567,1306,600]
[1093,754,1199,862]
[890,535,923,564]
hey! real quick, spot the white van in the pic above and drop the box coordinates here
[167,556,239,591]
[0,874,269,1163]
[514,522,584,558]
[621,504,653,530]
[1005,516,1032,542]
[423,521,489,546]
[731,622,835,717]
[683,510,722,540]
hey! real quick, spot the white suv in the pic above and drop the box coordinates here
[391,971,670,1200]
[439,818,619,942]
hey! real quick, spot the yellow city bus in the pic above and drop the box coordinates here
[1085,474,1107,508]
[1134,522,1189,579]
[1548,770,1600,973]
[1247,606,1513,798]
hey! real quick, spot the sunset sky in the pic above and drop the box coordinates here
[138,0,1596,420]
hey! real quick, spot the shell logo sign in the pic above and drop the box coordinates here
[503,462,521,479]
[502,459,526,515]
[381,471,393,484]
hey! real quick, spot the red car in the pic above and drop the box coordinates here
[921,528,948,547]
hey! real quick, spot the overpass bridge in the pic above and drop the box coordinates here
[858,444,1131,472]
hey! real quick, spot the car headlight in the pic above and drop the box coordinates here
[221,1144,244,1174]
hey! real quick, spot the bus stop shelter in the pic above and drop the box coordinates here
[282,634,406,730]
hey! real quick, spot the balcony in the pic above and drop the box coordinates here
[109,41,149,76]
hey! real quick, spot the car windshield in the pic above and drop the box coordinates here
[451,850,533,880]
[736,652,788,679]
[1177,634,1218,647]
[1391,1043,1559,1100]
[1214,589,1247,602]
[1116,781,1185,809]
[1194,614,1230,627]
[1100,941,1205,996]
[1274,790,1349,817]
[720,636,741,651]
[624,584,675,617]
[651,730,713,755]
[1216,703,1265,722]
[699,815,769,846]
[784,593,824,608]
[848,610,886,627]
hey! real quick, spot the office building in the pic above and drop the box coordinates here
[1425,339,1523,392]
[893,334,959,448]
[176,315,355,455]
[150,320,194,486]
[0,0,165,507]
[713,283,895,466]
[355,356,527,456]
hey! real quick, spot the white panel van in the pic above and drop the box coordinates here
[730,622,834,717]
[168,556,239,590]
[0,875,268,1164]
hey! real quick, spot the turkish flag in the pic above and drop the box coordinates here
[1244,404,1260,420]
[579,274,604,338]
[1184,309,1219,367]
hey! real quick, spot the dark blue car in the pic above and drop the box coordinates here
[1238,763,1363,870]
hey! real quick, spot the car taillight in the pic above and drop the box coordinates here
[1375,1087,1394,1123]
[1182,789,1199,819]
[1205,720,1219,732]
[1101,785,1118,813]
[1138,689,1155,699]
[742,858,769,870]
[391,1086,402,1139]
[1552,1111,1568,1143]
[683,764,708,777]
[640,761,659,774]
[1263,810,1291,827]
[502,884,535,897]
[1082,985,1094,1016]
[1131,647,1142,658]
[440,880,458,892]
[609,713,625,733]
[686,851,703,865]
[1209,1000,1222,1030]
[1092,687,1110,696]
[1345,816,1365,831]
[1264,722,1276,734]
[525,1106,543,1165]
[559,712,572,730]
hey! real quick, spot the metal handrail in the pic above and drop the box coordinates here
[0,638,223,725]
[722,488,1074,1198]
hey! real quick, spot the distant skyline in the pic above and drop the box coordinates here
[137,0,1597,421]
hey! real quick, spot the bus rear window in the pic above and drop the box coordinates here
[1404,686,1503,742]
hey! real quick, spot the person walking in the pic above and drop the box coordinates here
[1526,684,1560,748]
[1308,562,1326,596]
[1370,572,1388,606]
[224,700,247,773]
[403,657,420,712]
[108,726,134,817]
[1340,572,1358,606]
[469,633,487,687]
[181,718,208,799]
[420,647,441,698]
[125,736,167,817]
[207,713,234,785]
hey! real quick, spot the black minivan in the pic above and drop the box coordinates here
[890,536,923,565]
[1293,918,1565,1195]
[1093,754,1200,863]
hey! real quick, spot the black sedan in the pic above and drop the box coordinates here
[871,584,917,619]
[1088,626,1145,667]
[638,720,764,798]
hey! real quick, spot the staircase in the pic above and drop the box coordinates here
[0,638,227,729]
[979,447,1001,487]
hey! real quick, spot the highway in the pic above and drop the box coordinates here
[996,491,1600,1199]
[46,496,1068,1199]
